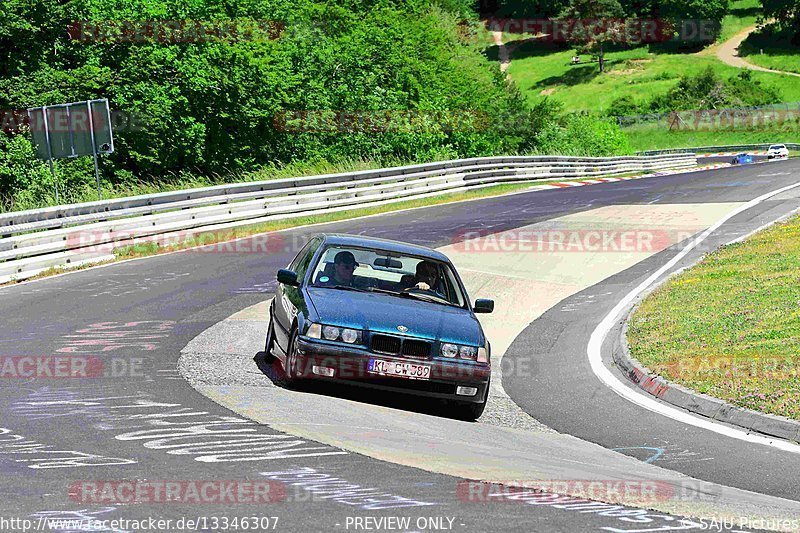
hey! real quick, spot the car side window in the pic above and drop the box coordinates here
[292,237,321,283]
[289,238,316,270]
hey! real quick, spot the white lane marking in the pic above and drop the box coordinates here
[588,180,800,454]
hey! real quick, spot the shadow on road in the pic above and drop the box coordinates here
[252,351,471,421]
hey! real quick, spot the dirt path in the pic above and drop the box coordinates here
[715,25,800,77]
[491,30,544,75]
[492,31,511,73]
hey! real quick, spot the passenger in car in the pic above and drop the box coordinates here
[401,260,444,295]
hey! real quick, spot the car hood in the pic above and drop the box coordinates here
[306,287,484,345]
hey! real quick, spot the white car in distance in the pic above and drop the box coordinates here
[768,144,789,160]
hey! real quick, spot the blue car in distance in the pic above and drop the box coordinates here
[264,233,495,420]
[731,153,754,165]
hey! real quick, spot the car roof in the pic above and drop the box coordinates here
[318,233,450,262]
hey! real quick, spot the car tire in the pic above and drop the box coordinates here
[264,318,276,361]
[284,330,303,385]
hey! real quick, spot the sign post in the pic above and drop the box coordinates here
[86,101,102,199]
[27,98,114,202]
[38,106,59,203]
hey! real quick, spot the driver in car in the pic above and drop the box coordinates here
[403,260,445,296]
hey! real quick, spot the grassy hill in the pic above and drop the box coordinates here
[486,0,800,151]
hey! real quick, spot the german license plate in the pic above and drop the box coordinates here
[367,359,431,380]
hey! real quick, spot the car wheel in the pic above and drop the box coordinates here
[264,318,276,361]
[284,330,303,384]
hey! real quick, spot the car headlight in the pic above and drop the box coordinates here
[459,346,477,360]
[323,326,340,341]
[441,342,486,362]
[441,343,459,358]
[341,328,359,344]
[306,323,362,344]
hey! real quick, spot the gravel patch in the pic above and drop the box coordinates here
[178,301,554,433]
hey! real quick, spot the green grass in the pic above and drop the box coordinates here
[628,215,800,421]
[623,126,800,152]
[718,0,761,43]
[740,26,800,75]
[505,44,800,113]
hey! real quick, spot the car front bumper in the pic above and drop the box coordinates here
[295,337,490,404]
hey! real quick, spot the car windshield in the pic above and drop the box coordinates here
[309,245,466,307]
[770,145,785,150]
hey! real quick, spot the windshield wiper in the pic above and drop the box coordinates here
[324,285,370,293]
[366,286,452,305]
[397,290,456,307]
[365,287,401,296]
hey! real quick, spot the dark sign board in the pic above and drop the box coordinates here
[27,99,114,160]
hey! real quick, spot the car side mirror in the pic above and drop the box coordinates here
[277,268,299,287]
[474,299,494,313]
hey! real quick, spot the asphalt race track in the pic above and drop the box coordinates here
[1,159,799,532]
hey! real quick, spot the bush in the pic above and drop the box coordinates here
[648,67,783,113]
[535,113,631,156]
[607,95,643,117]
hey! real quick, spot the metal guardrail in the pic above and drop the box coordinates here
[0,153,696,283]
[637,144,800,156]
[0,154,694,232]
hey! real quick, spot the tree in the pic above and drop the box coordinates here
[559,0,626,73]
[657,0,729,43]
[761,0,800,41]
[476,0,569,18]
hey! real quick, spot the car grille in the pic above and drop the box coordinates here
[402,339,431,358]
[370,334,431,359]
[371,334,402,355]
